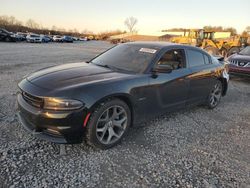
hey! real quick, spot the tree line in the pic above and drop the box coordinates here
[1,15,248,38]
[163,26,250,36]
[0,15,126,39]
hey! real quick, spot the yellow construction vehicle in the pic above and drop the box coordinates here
[171,29,249,56]
[170,29,203,46]
[200,31,229,56]
[171,30,228,55]
[203,33,250,57]
[225,35,248,56]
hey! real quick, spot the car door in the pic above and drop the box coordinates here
[185,48,216,105]
[148,48,191,114]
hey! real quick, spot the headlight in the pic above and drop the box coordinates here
[43,98,83,110]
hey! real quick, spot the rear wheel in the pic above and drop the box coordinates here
[207,81,222,109]
[85,99,131,149]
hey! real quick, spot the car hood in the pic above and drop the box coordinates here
[27,62,131,90]
[229,54,250,61]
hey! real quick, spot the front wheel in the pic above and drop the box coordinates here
[85,99,131,149]
[207,81,222,109]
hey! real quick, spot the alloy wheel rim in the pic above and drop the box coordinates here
[210,83,222,107]
[96,105,127,145]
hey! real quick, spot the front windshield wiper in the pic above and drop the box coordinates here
[91,62,135,73]
[91,62,119,70]
[93,63,113,69]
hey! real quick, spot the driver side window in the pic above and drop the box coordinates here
[157,49,186,70]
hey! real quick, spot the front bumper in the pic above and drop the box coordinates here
[17,93,87,144]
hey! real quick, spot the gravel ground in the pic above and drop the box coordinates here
[0,41,249,188]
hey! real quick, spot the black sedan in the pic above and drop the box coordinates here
[17,42,229,149]
[62,36,73,43]
[0,28,16,42]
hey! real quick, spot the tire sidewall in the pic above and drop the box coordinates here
[207,81,222,109]
[86,99,131,149]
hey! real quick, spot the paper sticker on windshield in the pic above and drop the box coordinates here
[139,48,157,54]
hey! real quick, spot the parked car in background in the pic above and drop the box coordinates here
[53,35,63,42]
[40,35,52,43]
[26,34,43,43]
[72,37,79,41]
[9,32,22,41]
[62,36,73,43]
[79,37,88,41]
[17,42,229,149]
[0,28,16,42]
[15,32,27,41]
[228,46,250,76]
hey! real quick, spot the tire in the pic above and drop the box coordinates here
[228,47,240,57]
[204,46,220,56]
[207,81,222,109]
[85,98,131,149]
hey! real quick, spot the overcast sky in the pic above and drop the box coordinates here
[1,0,249,33]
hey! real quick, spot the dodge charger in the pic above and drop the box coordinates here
[17,42,229,149]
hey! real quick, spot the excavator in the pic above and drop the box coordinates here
[170,29,248,57]
[170,29,203,47]
[200,31,228,56]
[225,35,248,56]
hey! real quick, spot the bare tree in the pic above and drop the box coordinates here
[0,15,9,26]
[26,19,39,29]
[124,17,138,33]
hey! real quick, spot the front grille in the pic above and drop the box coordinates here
[230,60,250,67]
[22,92,44,108]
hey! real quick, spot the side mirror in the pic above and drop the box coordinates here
[152,64,173,74]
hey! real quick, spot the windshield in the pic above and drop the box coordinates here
[239,46,250,56]
[91,44,157,73]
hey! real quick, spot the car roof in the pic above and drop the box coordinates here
[125,41,199,50]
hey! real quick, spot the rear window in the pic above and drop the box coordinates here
[187,49,209,67]
[204,54,211,64]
